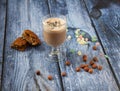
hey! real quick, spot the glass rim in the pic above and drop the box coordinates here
[42,14,66,26]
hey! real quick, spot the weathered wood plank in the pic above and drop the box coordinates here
[48,0,119,90]
[0,0,6,89]
[84,0,120,87]
[2,0,63,91]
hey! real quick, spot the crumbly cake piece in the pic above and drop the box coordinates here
[11,37,28,51]
[22,30,41,46]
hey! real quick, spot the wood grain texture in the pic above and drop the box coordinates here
[2,0,63,91]
[84,0,120,87]
[48,0,119,90]
[0,0,6,89]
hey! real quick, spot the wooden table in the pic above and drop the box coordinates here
[0,0,120,91]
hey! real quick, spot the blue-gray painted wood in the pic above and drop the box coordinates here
[2,0,63,91]
[48,0,119,90]
[1,0,120,91]
[0,0,6,89]
[84,0,120,87]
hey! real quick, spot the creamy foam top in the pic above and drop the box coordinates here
[43,18,66,32]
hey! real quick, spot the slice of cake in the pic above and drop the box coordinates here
[11,37,28,51]
[22,30,41,46]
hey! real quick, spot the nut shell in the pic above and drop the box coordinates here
[92,64,97,69]
[75,67,81,72]
[93,45,97,50]
[61,72,67,76]
[93,57,98,62]
[88,68,93,74]
[89,60,94,65]
[84,64,89,67]
[36,70,40,75]
[48,75,53,80]
[97,65,102,70]
[80,64,86,68]
[84,67,89,72]
[65,61,71,66]
[83,55,88,62]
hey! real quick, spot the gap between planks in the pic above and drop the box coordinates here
[1,0,8,90]
[47,0,65,90]
[82,0,120,89]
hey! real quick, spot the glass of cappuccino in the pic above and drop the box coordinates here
[42,14,67,56]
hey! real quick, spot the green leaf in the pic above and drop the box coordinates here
[70,49,75,54]
[75,34,79,36]
[76,29,80,32]
[92,36,97,42]
[92,39,97,42]
[75,35,79,38]
[81,32,85,36]
[75,29,80,34]
[104,55,109,59]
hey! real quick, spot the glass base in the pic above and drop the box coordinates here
[48,47,60,62]
[49,47,60,57]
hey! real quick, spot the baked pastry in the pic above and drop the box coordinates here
[11,37,28,51]
[22,30,41,46]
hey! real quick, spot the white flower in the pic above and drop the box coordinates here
[75,29,80,34]
[66,29,68,32]
[77,51,82,56]
[67,35,72,40]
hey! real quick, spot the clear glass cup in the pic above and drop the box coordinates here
[42,14,67,56]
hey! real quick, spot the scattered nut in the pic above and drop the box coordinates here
[89,60,94,65]
[80,64,86,68]
[83,55,88,62]
[88,68,93,74]
[84,64,89,67]
[93,57,98,62]
[97,65,102,70]
[48,75,53,80]
[61,72,67,77]
[36,70,40,75]
[75,67,81,72]
[65,61,71,66]
[84,67,89,72]
[92,64,97,69]
[93,45,97,50]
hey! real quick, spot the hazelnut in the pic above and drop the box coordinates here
[75,67,81,72]
[92,64,97,69]
[97,65,102,70]
[36,70,40,75]
[65,61,71,66]
[83,55,88,62]
[80,64,86,68]
[48,75,53,80]
[88,68,93,74]
[93,57,98,62]
[93,45,97,50]
[84,67,89,72]
[89,60,94,65]
[84,64,89,67]
[61,72,67,76]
